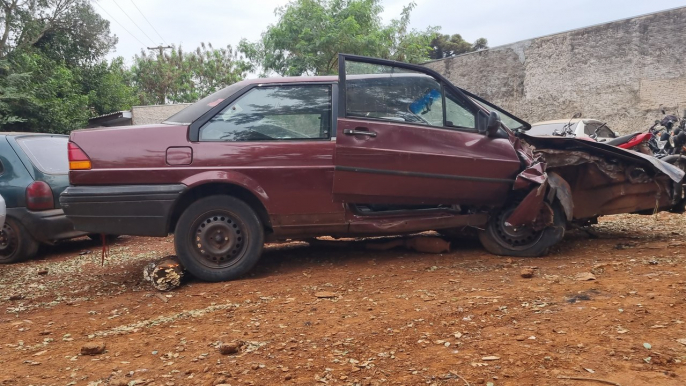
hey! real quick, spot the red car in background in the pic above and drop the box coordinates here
[60,55,685,282]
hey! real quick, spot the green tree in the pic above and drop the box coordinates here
[6,53,89,133]
[428,34,489,59]
[0,59,32,126]
[0,0,116,63]
[79,57,138,116]
[132,43,252,105]
[0,0,131,133]
[239,0,439,76]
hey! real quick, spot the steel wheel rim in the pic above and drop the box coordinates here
[492,206,545,251]
[0,223,18,258]
[191,210,247,269]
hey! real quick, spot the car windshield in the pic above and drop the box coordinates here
[16,136,69,174]
[165,82,247,125]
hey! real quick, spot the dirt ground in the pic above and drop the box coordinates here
[1,213,685,386]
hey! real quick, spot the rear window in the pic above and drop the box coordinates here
[16,136,69,175]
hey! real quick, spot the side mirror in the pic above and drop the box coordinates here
[613,131,620,137]
[486,111,501,137]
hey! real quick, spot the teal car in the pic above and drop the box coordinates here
[0,133,86,263]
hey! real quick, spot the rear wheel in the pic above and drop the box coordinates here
[479,201,566,257]
[0,218,39,264]
[174,196,264,282]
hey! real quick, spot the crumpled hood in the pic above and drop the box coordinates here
[521,134,685,183]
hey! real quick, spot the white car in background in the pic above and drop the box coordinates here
[0,194,5,230]
[528,118,619,142]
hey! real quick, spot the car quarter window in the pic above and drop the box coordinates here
[199,85,332,141]
[445,90,476,129]
[345,62,450,128]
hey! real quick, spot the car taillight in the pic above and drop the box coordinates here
[68,142,91,170]
[26,181,54,211]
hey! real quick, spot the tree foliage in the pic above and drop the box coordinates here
[0,59,31,125]
[0,0,131,133]
[80,57,138,117]
[428,34,489,59]
[240,0,439,76]
[132,43,252,105]
[0,0,116,63]
[4,52,89,132]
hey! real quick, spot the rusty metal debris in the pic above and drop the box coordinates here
[143,256,184,291]
[365,236,451,254]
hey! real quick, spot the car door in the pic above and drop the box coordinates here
[332,54,522,206]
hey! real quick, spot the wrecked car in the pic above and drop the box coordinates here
[60,54,686,282]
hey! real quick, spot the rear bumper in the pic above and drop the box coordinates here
[60,184,186,237]
[6,207,85,243]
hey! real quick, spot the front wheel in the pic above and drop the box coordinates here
[479,201,566,257]
[174,196,264,282]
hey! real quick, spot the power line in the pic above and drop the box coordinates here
[92,1,147,47]
[129,0,167,44]
[111,0,156,45]
[148,45,173,57]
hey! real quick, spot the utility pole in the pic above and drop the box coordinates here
[147,45,173,104]
[148,45,172,57]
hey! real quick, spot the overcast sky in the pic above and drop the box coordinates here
[96,0,686,66]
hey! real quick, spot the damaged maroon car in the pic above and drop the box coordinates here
[60,55,686,282]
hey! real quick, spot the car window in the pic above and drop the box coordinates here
[345,62,449,127]
[199,85,332,141]
[16,136,69,174]
[445,90,476,129]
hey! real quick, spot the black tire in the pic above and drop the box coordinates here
[174,195,264,282]
[0,217,40,264]
[479,201,566,257]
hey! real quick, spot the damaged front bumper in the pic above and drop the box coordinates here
[506,134,685,227]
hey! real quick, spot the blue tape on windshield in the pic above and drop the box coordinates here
[409,89,441,115]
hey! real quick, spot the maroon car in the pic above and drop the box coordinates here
[60,55,685,282]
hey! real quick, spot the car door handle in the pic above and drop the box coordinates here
[343,128,377,137]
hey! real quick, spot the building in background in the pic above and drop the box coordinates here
[424,6,686,134]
